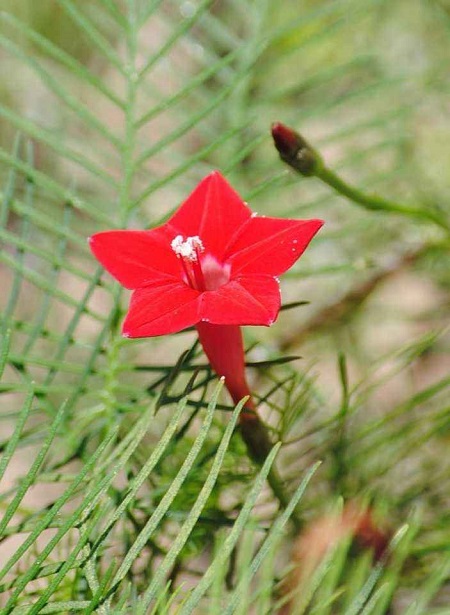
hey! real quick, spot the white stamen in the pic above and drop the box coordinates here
[171,235,204,261]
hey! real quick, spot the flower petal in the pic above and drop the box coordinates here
[122,282,202,337]
[167,171,252,259]
[225,217,323,276]
[200,275,280,326]
[89,228,180,289]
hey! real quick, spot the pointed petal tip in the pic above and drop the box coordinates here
[209,169,224,177]
[204,169,227,183]
[88,231,105,242]
[300,217,325,244]
[304,218,325,234]
[88,231,108,250]
[314,218,325,229]
[185,169,230,198]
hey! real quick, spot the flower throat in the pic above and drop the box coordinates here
[171,234,230,292]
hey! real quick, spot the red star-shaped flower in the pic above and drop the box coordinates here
[89,171,323,337]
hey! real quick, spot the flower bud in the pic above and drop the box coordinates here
[271,122,323,176]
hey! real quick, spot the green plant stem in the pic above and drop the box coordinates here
[267,465,301,528]
[272,122,450,233]
[240,414,302,531]
[316,164,450,233]
[196,322,302,528]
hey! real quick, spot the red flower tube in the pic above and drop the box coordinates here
[89,171,323,464]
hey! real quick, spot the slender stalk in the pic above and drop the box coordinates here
[315,165,449,232]
[196,322,302,529]
[271,121,450,234]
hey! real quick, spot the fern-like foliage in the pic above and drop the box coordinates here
[1,0,450,612]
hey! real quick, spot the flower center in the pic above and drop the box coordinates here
[171,235,204,262]
[171,234,230,291]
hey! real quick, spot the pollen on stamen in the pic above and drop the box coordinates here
[171,234,204,262]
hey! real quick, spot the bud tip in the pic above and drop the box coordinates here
[271,121,300,158]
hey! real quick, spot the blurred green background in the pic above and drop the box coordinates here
[1,0,450,611]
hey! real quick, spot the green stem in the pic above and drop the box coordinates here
[316,164,450,233]
[240,416,302,532]
[196,322,302,529]
[271,122,450,234]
